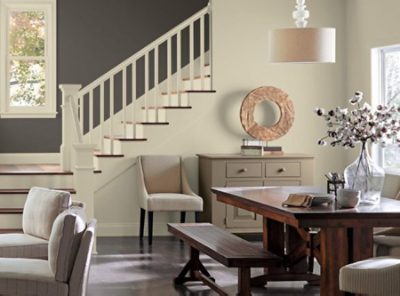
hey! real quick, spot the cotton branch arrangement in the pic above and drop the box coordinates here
[315,91,400,148]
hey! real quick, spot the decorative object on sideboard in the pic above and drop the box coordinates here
[325,172,345,197]
[240,86,294,145]
[241,139,283,156]
[316,91,400,205]
[268,0,335,63]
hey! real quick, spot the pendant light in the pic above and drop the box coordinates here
[268,0,336,63]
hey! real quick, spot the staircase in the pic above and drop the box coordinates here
[0,4,215,233]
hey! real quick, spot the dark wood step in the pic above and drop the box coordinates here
[182,74,211,81]
[94,153,124,158]
[124,121,169,126]
[0,164,73,176]
[0,208,23,214]
[0,188,77,194]
[0,228,23,234]
[104,135,148,141]
[141,106,192,110]
[94,170,102,174]
[161,90,216,95]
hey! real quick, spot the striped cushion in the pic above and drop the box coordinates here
[0,258,68,296]
[0,234,47,259]
[339,257,400,296]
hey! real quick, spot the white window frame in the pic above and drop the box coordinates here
[0,0,56,118]
[371,44,400,175]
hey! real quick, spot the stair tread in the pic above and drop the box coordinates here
[182,74,211,81]
[104,135,148,141]
[0,229,23,234]
[0,164,73,175]
[0,188,77,194]
[94,153,124,158]
[0,208,23,214]
[124,121,169,125]
[161,90,216,95]
[141,106,192,109]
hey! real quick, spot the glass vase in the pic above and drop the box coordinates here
[344,142,385,205]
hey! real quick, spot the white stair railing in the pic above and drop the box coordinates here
[65,5,212,154]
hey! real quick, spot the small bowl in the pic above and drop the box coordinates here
[337,188,360,208]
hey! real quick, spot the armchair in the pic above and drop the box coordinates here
[137,155,203,245]
[0,211,96,296]
[0,187,72,259]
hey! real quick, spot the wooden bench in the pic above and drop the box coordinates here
[168,223,282,296]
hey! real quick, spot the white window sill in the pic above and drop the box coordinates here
[0,112,58,119]
[385,168,400,176]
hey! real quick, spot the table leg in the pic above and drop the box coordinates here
[238,267,251,296]
[286,225,308,273]
[320,227,349,296]
[348,227,373,262]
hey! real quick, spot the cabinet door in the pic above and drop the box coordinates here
[225,180,263,229]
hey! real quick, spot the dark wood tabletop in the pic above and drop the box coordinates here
[211,186,400,228]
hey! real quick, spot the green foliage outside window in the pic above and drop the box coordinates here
[9,11,46,107]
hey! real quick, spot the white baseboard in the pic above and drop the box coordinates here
[0,153,60,164]
[97,222,173,237]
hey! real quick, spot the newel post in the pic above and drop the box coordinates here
[73,143,97,252]
[59,84,82,171]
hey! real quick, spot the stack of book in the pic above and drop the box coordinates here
[241,139,283,156]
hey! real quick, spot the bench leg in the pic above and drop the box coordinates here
[174,247,215,285]
[238,267,251,296]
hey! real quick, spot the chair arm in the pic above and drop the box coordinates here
[181,162,196,197]
[136,157,150,210]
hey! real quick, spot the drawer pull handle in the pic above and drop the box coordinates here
[278,168,286,173]
[239,168,248,173]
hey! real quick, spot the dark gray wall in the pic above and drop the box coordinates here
[0,0,207,153]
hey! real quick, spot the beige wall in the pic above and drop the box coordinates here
[212,0,347,186]
[346,0,400,197]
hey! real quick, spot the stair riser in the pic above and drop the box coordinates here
[182,77,211,91]
[0,175,74,189]
[0,215,22,228]
[141,109,167,122]
[161,93,190,107]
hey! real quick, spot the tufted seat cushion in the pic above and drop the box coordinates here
[147,193,203,212]
[339,256,400,296]
[0,258,68,296]
[0,233,47,259]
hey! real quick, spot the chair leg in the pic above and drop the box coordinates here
[195,212,201,223]
[139,208,145,241]
[180,211,186,223]
[148,211,153,245]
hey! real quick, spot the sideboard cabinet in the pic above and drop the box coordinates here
[198,154,314,233]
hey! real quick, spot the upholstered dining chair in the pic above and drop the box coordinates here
[339,256,400,296]
[0,211,96,296]
[137,155,203,245]
[0,187,75,259]
[373,189,400,256]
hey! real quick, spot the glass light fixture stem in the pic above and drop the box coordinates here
[293,0,310,28]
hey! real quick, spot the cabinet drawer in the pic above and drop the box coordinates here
[226,162,262,178]
[266,162,301,177]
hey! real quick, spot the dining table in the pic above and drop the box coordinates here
[211,186,400,296]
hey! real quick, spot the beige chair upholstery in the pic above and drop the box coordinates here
[340,256,400,296]
[0,187,72,259]
[137,155,203,244]
[373,190,400,256]
[0,212,96,296]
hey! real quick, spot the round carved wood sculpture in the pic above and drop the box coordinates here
[240,86,295,141]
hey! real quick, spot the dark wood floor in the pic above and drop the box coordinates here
[88,237,320,296]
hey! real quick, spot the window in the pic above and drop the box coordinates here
[0,0,56,118]
[371,45,400,174]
